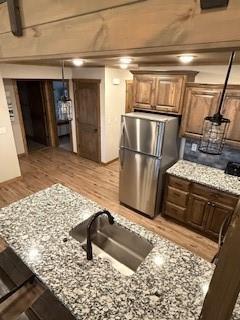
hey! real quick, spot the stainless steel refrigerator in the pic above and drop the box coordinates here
[119,112,179,218]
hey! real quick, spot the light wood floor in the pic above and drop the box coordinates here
[0,147,217,262]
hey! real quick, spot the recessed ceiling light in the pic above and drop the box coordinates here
[178,54,195,64]
[72,58,84,66]
[119,57,132,64]
[120,63,129,69]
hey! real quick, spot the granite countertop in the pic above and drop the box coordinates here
[167,160,240,197]
[0,184,239,319]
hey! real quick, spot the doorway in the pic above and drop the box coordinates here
[73,79,101,162]
[52,80,72,152]
[14,79,73,154]
[17,80,48,152]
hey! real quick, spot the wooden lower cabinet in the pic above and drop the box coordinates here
[205,203,233,239]
[186,194,209,232]
[163,174,238,241]
[165,201,186,222]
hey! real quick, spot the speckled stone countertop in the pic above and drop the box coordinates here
[0,184,239,319]
[167,160,240,197]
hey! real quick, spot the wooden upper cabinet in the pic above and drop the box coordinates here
[133,75,155,109]
[132,71,197,114]
[222,90,240,147]
[154,75,184,113]
[180,84,240,148]
[181,84,221,137]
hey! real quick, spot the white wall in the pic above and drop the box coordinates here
[0,73,21,183]
[104,68,133,161]
[0,63,72,80]
[3,79,25,155]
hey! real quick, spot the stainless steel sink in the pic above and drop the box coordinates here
[69,216,153,275]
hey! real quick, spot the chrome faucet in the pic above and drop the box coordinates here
[86,210,114,260]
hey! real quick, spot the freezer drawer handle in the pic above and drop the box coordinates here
[120,148,125,168]
[119,120,125,149]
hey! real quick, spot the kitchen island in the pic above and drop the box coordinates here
[0,184,239,319]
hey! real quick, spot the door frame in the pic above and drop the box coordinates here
[12,79,28,155]
[73,79,101,163]
[44,79,74,152]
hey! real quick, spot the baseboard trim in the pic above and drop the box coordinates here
[18,153,26,158]
[101,158,119,166]
[0,176,22,186]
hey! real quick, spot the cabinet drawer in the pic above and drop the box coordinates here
[168,175,190,192]
[165,201,186,222]
[167,186,188,207]
[192,183,238,208]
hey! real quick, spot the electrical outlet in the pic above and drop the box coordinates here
[200,0,229,10]
[191,143,198,152]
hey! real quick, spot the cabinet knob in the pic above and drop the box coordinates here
[207,201,211,205]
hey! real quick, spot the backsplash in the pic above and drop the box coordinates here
[183,138,240,170]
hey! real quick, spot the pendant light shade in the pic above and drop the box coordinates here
[57,61,72,121]
[198,114,230,155]
[198,52,235,155]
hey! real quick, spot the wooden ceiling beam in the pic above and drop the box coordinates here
[0,0,143,35]
[0,0,240,61]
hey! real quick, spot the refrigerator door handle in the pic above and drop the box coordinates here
[155,123,164,158]
[119,120,125,148]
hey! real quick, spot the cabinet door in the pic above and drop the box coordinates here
[205,203,233,239]
[186,194,209,231]
[154,75,184,113]
[181,86,221,137]
[221,90,240,147]
[133,75,155,109]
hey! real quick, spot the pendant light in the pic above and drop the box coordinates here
[198,51,235,155]
[57,60,72,121]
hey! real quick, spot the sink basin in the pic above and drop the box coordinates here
[69,215,153,275]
